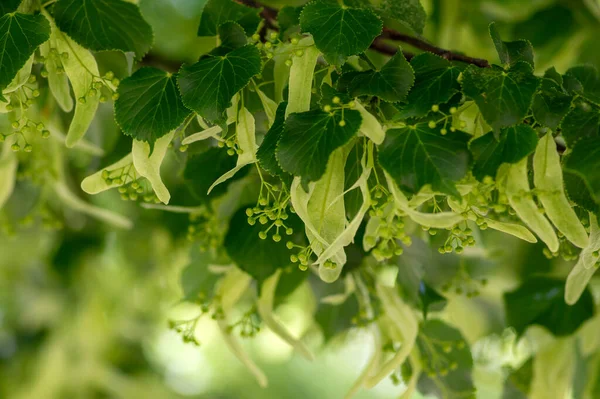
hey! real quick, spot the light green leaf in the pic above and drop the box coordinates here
[299,0,382,66]
[504,159,559,252]
[470,124,539,181]
[40,42,73,112]
[54,180,133,229]
[181,125,222,145]
[81,154,134,195]
[533,133,588,248]
[256,86,278,127]
[355,100,385,144]
[379,122,471,197]
[52,21,101,148]
[115,67,191,148]
[348,50,414,102]
[277,108,361,182]
[461,62,539,132]
[132,131,174,204]
[0,138,17,210]
[178,45,261,122]
[0,12,50,96]
[53,0,153,58]
[286,37,320,117]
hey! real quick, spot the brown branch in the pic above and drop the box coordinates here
[236,0,490,68]
[380,28,490,68]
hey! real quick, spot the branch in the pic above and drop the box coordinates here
[235,0,490,68]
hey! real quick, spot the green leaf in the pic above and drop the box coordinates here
[257,102,287,177]
[276,108,362,182]
[215,22,250,53]
[178,45,261,122]
[224,207,298,284]
[277,6,302,40]
[53,0,153,59]
[115,67,191,147]
[564,136,600,205]
[461,62,539,132]
[504,277,595,337]
[416,319,475,399]
[299,0,382,66]
[418,282,447,319]
[0,0,20,17]
[348,51,414,102]
[396,52,460,119]
[561,100,600,147]
[503,358,533,399]
[197,0,261,37]
[378,122,471,197]
[0,12,50,96]
[470,124,539,181]
[531,78,572,130]
[565,65,600,106]
[564,169,599,214]
[181,246,224,302]
[184,147,249,201]
[489,22,534,67]
[376,0,426,35]
[314,296,359,342]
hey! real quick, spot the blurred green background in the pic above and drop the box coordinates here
[2,0,600,398]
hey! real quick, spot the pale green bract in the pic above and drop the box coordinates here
[355,101,385,145]
[132,131,174,205]
[2,54,34,95]
[49,16,101,148]
[0,136,17,210]
[533,133,588,248]
[208,107,257,194]
[565,214,600,304]
[81,154,135,194]
[40,40,73,113]
[286,37,319,117]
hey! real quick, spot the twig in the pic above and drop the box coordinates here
[235,0,490,68]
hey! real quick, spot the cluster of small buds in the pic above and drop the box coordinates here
[39,48,69,77]
[226,307,261,338]
[168,317,201,346]
[82,71,120,104]
[428,105,465,135]
[364,184,411,260]
[440,267,487,298]
[3,75,41,113]
[542,237,580,262]
[100,165,159,203]
[247,183,294,242]
[437,224,475,254]
[421,340,465,378]
[187,210,222,252]
[216,133,244,157]
[0,205,63,236]
[0,119,51,153]
[322,96,355,127]
[287,242,313,271]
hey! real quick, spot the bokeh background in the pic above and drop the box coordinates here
[2,0,600,398]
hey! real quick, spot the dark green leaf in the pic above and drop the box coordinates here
[461,62,539,132]
[197,0,261,37]
[564,136,600,205]
[376,0,426,35]
[417,319,475,399]
[470,124,539,181]
[178,45,261,122]
[276,108,362,182]
[224,207,297,284]
[257,102,287,176]
[378,122,471,197]
[181,246,224,302]
[314,296,359,342]
[531,78,572,130]
[561,100,600,147]
[299,0,382,66]
[277,6,302,40]
[216,21,249,53]
[419,282,447,319]
[114,67,191,146]
[565,65,600,106]
[564,169,599,214]
[0,13,50,95]
[0,0,20,16]
[320,82,352,105]
[344,140,364,219]
[274,265,308,307]
[489,22,534,67]
[397,52,460,118]
[504,277,595,337]
[184,147,249,201]
[53,0,153,58]
[544,66,563,86]
[348,51,414,102]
